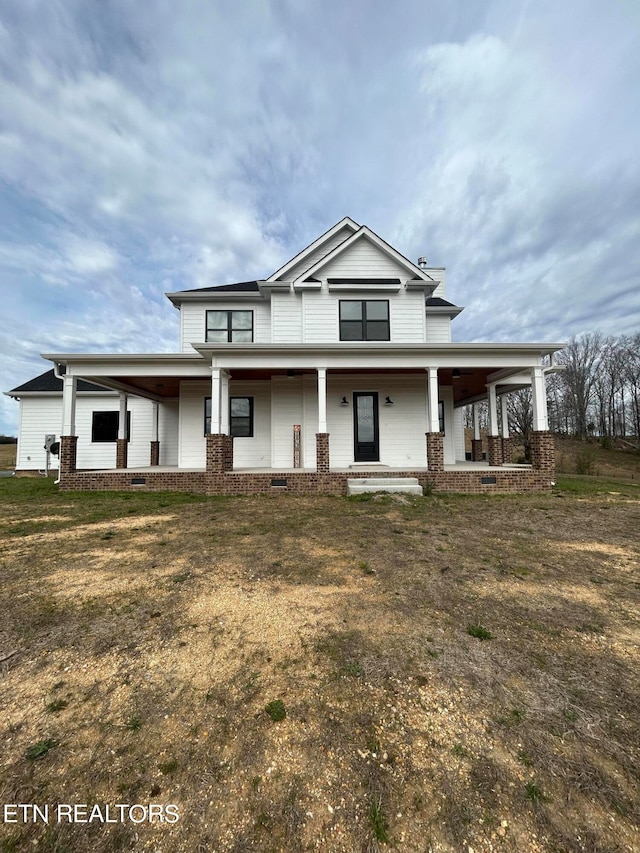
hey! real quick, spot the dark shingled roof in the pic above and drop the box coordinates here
[8,369,111,394]
[179,281,260,293]
[426,297,458,308]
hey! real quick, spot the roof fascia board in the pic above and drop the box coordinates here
[425,306,464,317]
[266,216,359,282]
[166,291,264,305]
[292,226,434,286]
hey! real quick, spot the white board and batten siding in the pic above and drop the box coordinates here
[180,301,271,352]
[16,395,179,470]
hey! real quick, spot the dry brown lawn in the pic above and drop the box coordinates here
[0,477,638,852]
[0,444,16,471]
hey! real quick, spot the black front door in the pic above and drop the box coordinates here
[353,392,379,462]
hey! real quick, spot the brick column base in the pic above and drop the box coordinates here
[426,432,445,473]
[206,434,234,473]
[502,437,514,464]
[116,438,128,469]
[316,433,330,474]
[471,438,484,462]
[150,441,160,466]
[487,435,503,467]
[530,431,555,477]
[59,435,78,474]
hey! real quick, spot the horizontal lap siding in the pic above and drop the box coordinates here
[271,379,304,468]
[425,315,451,343]
[179,381,271,468]
[303,289,427,343]
[16,397,66,470]
[76,397,159,469]
[181,301,271,351]
[283,226,353,281]
[159,400,179,465]
[319,240,410,278]
[326,375,429,468]
[230,381,271,467]
[271,293,302,342]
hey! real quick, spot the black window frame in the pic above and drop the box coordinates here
[91,410,131,443]
[339,300,390,341]
[205,309,254,343]
[204,396,254,437]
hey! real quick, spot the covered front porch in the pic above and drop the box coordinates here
[45,343,559,494]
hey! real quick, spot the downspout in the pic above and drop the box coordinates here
[53,362,65,485]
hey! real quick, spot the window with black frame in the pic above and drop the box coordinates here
[339,300,389,341]
[91,410,131,442]
[204,397,254,437]
[205,310,253,342]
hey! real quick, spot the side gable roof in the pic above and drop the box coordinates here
[292,225,435,285]
[7,369,111,396]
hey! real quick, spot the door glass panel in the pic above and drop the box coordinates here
[357,395,375,442]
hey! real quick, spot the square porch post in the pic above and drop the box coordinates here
[471,402,483,461]
[425,367,444,472]
[500,393,513,463]
[530,366,554,478]
[60,374,78,476]
[150,401,160,466]
[316,368,330,474]
[116,392,128,469]
[487,383,503,466]
[206,367,233,474]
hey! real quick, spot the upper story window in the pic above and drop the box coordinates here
[339,300,390,341]
[206,310,253,343]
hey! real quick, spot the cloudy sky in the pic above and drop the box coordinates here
[1,0,639,434]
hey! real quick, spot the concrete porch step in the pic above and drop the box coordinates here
[347,477,423,496]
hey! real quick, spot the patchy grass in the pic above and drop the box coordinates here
[0,477,638,852]
[0,442,16,470]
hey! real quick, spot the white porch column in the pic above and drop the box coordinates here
[317,368,327,433]
[220,370,230,435]
[487,383,499,436]
[501,394,510,439]
[118,393,128,439]
[531,366,549,431]
[472,403,481,440]
[61,374,77,435]
[151,401,159,442]
[210,367,221,433]
[427,367,440,432]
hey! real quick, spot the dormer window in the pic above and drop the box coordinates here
[206,310,253,342]
[339,300,390,341]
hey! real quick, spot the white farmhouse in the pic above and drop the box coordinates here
[6,217,562,494]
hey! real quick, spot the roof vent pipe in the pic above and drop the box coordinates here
[418,257,428,268]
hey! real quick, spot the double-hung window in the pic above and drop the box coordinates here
[205,310,253,342]
[339,300,389,341]
[204,396,254,437]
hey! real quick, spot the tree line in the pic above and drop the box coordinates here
[465,332,640,443]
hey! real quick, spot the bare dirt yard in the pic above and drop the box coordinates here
[0,477,638,853]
